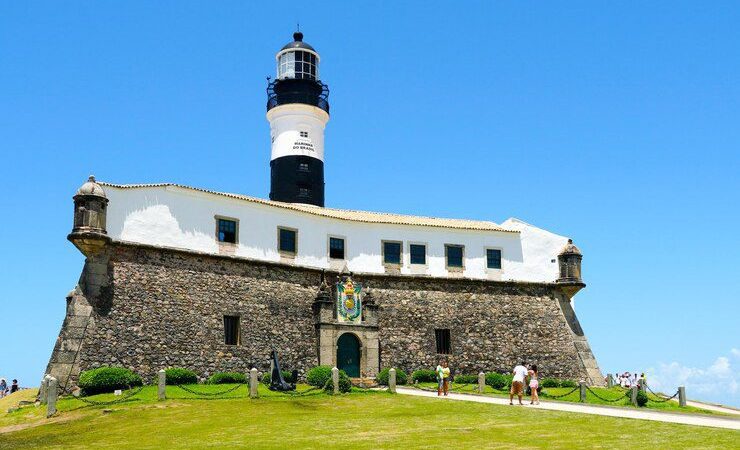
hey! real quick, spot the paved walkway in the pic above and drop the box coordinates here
[396,387,740,430]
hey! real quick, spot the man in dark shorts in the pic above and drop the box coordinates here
[509,362,528,405]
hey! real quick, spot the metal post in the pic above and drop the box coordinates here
[607,374,614,388]
[157,369,166,401]
[630,386,638,406]
[46,377,58,418]
[331,367,339,394]
[579,381,587,403]
[250,368,259,398]
[478,372,485,394]
[389,368,397,394]
[678,386,686,407]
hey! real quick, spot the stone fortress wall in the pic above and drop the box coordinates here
[46,241,602,391]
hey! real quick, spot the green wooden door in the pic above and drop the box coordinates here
[337,333,360,377]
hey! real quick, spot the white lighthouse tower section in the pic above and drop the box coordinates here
[267,103,330,162]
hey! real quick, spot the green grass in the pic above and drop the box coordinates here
[416,382,724,416]
[1,385,738,449]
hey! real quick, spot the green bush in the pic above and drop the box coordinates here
[78,366,143,396]
[412,369,438,383]
[306,365,333,388]
[560,379,578,388]
[377,368,408,386]
[453,374,478,384]
[540,378,560,388]
[636,389,648,407]
[261,370,294,385]
[207,372,247,385]
[165,367,198,385]
[485,372,508,390]
[323,369,352,394]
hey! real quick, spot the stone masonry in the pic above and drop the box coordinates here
[46,241,603,390]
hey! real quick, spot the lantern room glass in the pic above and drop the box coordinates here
[277,51,318,80]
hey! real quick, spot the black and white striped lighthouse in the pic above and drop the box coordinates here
[267,32,330,207]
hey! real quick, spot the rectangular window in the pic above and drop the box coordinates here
[278,227,297,254]
[298,162,309,172]
[329,237,345,260]
[435,329,451,354]
[224,315,240,345]
[383,241,402,265]
[445,245,464,268]
[298,187,310,198]
[486,249,502,269]
[216,218,237,244]
[410,244,426,265]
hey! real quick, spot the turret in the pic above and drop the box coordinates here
[266,31,330,207]
[556,239,585,297]
[67,175,110,256]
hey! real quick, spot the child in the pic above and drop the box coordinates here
[528,365,539,405]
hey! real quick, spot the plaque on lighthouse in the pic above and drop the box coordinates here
[336,277,362,323]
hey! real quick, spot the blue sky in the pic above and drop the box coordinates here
[1,2,738,405]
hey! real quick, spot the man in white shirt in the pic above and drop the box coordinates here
[510,362,528,405]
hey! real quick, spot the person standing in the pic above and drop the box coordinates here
[528,364,540,405]
[0,379,7,398]
[436,360,451,396]
[509,362,528,405]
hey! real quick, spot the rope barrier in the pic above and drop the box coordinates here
[585,386,630,403]
[540,386,580,399]
[175,383,245,397]
[644,384,679,402]
[70,386,145,406]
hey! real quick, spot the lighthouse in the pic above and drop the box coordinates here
[266,31,330,207]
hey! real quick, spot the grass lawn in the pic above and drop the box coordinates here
[1,385,738,449]
[415,382,725,416]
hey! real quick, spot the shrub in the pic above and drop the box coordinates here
[207,372,247,385]
[377,368,408,386]
[324,369,352,394]
[636,389,648,407]
[412,369,438,383]
[165,367,198,385]
[306,365,333,388]
[453,374,478,384]
[540,378,560,388]
[560,379,578,388]
[485,372,508,390]
[78,366,143,396]
[261,370,294,385]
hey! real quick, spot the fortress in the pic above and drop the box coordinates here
[45,32,603,390]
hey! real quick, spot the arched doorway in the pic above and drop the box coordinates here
[336,333,361,377]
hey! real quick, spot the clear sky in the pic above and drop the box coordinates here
[1,2,738,405]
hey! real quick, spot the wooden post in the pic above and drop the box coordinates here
[157,369,166,401]
[46,377,58,418]
[579,381,587,403]
[606,374,614,388]
[478,372,485,394]
[250,368,259,398]
[630,386,638,406]
[331,367,339,394]
[678,386,686,407]
[389,368,397,394]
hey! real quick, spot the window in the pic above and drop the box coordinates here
[298,187,310,198]
[445,245,464,268]
[434,329,451,354]
[278,227,297,254]
[300,131,309,138]
[216,218,237,244]
[486,249,502,269]
[329,237,345,260]
[298,162,309,172]
[224,315,240,345]
[382,241,402,265]
[410,244,426,265]
[277,50,318,80]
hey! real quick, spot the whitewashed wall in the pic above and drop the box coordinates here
[104,185,570,283]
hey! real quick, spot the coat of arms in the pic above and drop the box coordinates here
[337,277,362,323]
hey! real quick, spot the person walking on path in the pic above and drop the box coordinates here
[510,362,528,405]
[528,364,540,405]
[436,360,451,396]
